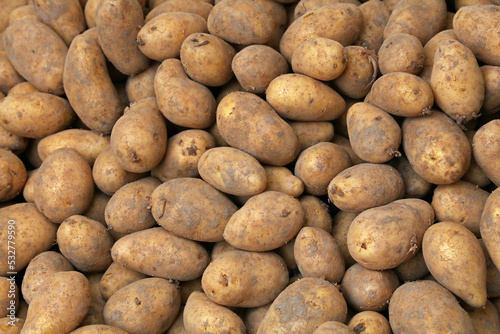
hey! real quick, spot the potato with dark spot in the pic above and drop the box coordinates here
[0,149,26,202]
[99,262,146,301]
[290,121,334,152]
[419,29,457,83]
[378,33,424,75]
[356,0,391,52]
[473,120,500,186]
[347,311,391,334]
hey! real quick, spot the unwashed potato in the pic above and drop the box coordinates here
[7,82,38,96]
[70,325,130,334]
[347,311,392,334]
[99,262,147,301]
[466,300,500,334]
[111,227,210,281]
[0,317,24,334]
[125,63,159,104]
[313,322,354,334]
[264,166,304,197]
[378,33,424,75]
[245,304,271,334]
[0,125,27,156]
[0,52,24,94]
[84,0,99,28]
[0,0,27,32]
[293,0,361,19]
[257,277,347,333]
[394,157,432,198]
[394,249,429,282]
[389,280,475,333]
[330,211,358,265]
[22,169,37,203]
[145,0,213,22]
[356,0,391,52]
[290,121,334,152]
[328,163,404,212]
[81,272,105,326]
[479,239,500,299]
[103,278,180,334]
[266,73,346,121]
[473,120,500,186]
[179,279,203,305]
[331,134,366,165]
[34,148,94,223]
[0,149,26,202]
[419,29,458,83]
[253,0,287,50]
[0,277,18,318]
[223,191,304,251]
[481,65,500,115]
[481,188,500,279]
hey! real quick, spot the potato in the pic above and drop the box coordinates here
[3,18,67,95]
[482,65,500,115]
[0,53,24,94]
[81,272,105,326]
[347,311,391,334]
[341,264,399,312]
[0,277,17,318]
[125,63,159,104]
[232,45,288,94]
[331,211,357,267]
[473,120,500,186]
[402,111,471,184]
[245,304,271,334]
[431,39,484,122]
[0,149,26,202]
[96,0,150,75]
[257,277,347,333]
[0,92,74,139]
[179,279,203,305]
[313,322,354,334]
[266,74,346,121]
[64,28,124,134]
[84,0,99,28]
[145,0,213,22]
[481,188,500,277]
[22,169,37,203]
[295,142,351,196]
[207,0,274,45]
[22,271,91,334]
[32,0,86,45]
[137,13,207,62]
[454,5,500,66]
[394,249,429,282]
[0,317,24,334]
[70,325,129,334]
[111,227,209,281]
[21,251,74,304]
[264,166,304,197]
[291,37,346,81]
[290,121,334,152]
[34,148,94,223]
[0,0,27,32]
[479,240,500,298]
[202,250,288,308]
[184,291,247,334]
[217,92,300,166]
[378,33,424,75]
[294,227,345,283]
[331,134,366,165]
[99,262,146,301]
[279,3,363,62]
[356,0,391,52]
[110,98,167,173]
[394,157,432,198]
[384,0,447,45]
[103,278,180,334]
[7,82,38,96]
[275,239,297,271]
[9,5,37,27]
[419,29,458,83]
[210,240,238,262]
[389,280,475,333]
[431,181,489,237]
[332,46,378,99]
[328,163,404,212]
[155,59,216,129]
[466,300,500,334]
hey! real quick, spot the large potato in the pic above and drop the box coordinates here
[473,120,500,186]
[356,0,391,52]
[481,188,500,277]
[419,29,458,83]
[0,149,26,202]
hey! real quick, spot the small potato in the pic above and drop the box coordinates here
[99,262,146,301]
[341,264,399,312]
[291,37,346,81]
[34,148,94,223]
[294,142,351,196]
[467,300,500,334]
[394,250,429,283]
[22,271,91,334]
[245,304,271,334]
[347,102,401,163]
[479,239,500,298]
[137,13,207,62]
[184,292,247,334]
[332,46,378,99]
[21,251,74,304]
[356,0,391,52]
[266,74,346,121]
[103,278,180,334]
[22,169,37,203]
[290,121,334,152]
[378,33,424,75]
[81,190,109,225]
[180,279,203,305]
[70,325,129,334]
[7,82,38,96]
[84,0,99,28]
[105,177,161,234]
[145,0,213,22]
[347,311,392,334]
[125,63,159,104]
[111,227,210,281]
[275,239,297,271]
[217,92,300,166]
[0,53,24,94]
[0,277,18,318]
[300,196,332,233]
[482,65,500,115]
[210,240,238,262]
[328,163,404,212]
[331,134,366,165]
[0,92,74,139]
[293,0,362,19]
[151,178,238,242]
[481,188,500,279]
[207,0,274,45]
[257,277,347,333]
[232,45,289,94]
[3,18,67,95]
[202,250,288,307]
[224,191,304,251]
[0,149,26,202]
[294,227,345,283]
[264,166,304,197]
[0,125,26,155]
[473,120,500,186]
[394,157,432,198]
[96,0,150,75]
[81,272,105,326]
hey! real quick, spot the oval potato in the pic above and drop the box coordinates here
[473,120,500,186]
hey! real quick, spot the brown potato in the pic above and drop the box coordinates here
[331,210,357,267]
[347,311,391,334]
[7,82,38,96]
[80,272,105,326]
[245,304,271,334]
[145,0,213,22]
[179,279,203,305]
[313,322,354,334]
[0,277,18,318]
[82,190,111,227]
[125,63,159,104]
[0,149,26,202]
[293,0,361,19]
[264,166,304,197]
[394,249,429,282]
[0,53,24,94]
[378,33,424,75]
[210,240,238,262]
[0,0,27,32]
[394,157,432,198]
[22,169,37,203]
[356,0,391,52]
[481,188,500,279]
[473,120,500,186]
[479,239,500,299]
[331,134,366,165]
[419,29,458,83]
[482,65,500,115]
[84,0,99,28]
[99,262,146,301]
[466,300,500,334]
[0,317,24,334]
[70,325,129,334]
[290,121,334,152]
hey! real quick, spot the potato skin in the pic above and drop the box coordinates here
[394,156,432,198]
[378,33,424,75]
[290,121,334,152]
[125,63,159,104]
[356,0,390,52]
[145,0,213,21]
[264,166,304,197]
[151,178,238,242]
[69,325,130,334]
[347,311,392,334]
[473,120,500,186]
[202,250,288,308]
[0,53,24,94]
[99,262,146,301]
[224,191,305,251]
[482,65,500,115]
[481,188,500,280]
[0,149,26,202]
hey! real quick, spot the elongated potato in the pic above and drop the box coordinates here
[419,29,458,83]
[264,166,304,197]
[356,0,391,52]
[473,120,500,186]
[481,188,500,277]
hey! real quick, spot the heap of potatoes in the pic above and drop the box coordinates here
[1,0,500,333]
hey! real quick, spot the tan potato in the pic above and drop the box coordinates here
[394,157,432,198]
[96,0,150,75]
[179,279,203,305]
[313,322,354,334]
[402,111,471,184]
[264,166,304,197]
[0,128,27,159]
[0,317,24,334]
[184,292,247,334]
[378,33,424,75]
[431,39,484,123]
[0,92,74,138]
[347,311,391,334]
[294,227,345,283]
[80,272,105,326]
[245,304,271,334]
[3,18,67,95]
[291,37,346,81]
[125,63,159,104]
[266,74,346,121]
[293,0,361,19]
[64,28,124,134]
[137,13,207,62]
[294,142,351,196]
[7,82,38,96]
[328,163,404,212]
[217,92,300,166]
[0,53,24,94]
[145,0,213,22]
[70,325,129,334]
[252,0,287,50]
[9,5,36,27]
[332,46,378,99]
[224,191,304,251]
[473,120,500,186]
[34,148,94,223]
[99,262,146,301]
[482,65,500,115]
[290,121,334,152]
[394,249,429,282]
[232,45,289,94]
[466,300,500,334]
[299,196,333,234]
[257,277,347,333]
[356,0,391,52]
[82,191,111,227]
[0,277,18,318]
[0,149,26,202]
[84,0,99,28]
[210,240,238,262]
[423,221,487,308]
[481,188,500,278]
[22,169,37,203]
[479,239,500,298]
[207,0,274,45]
[0,0,27,32]
[111,227,210,281]
[202,250,288,308]
[279,3,363,62]
[331,134,366,165]
[419,29,458,83]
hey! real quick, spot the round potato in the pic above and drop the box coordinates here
[290,121,334,152]
[355,0,391,52]
[473,120,500,186]
[378,33,424,75]
[264,166,304,197]
[347,311,392,334]
[0,149,26,202]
